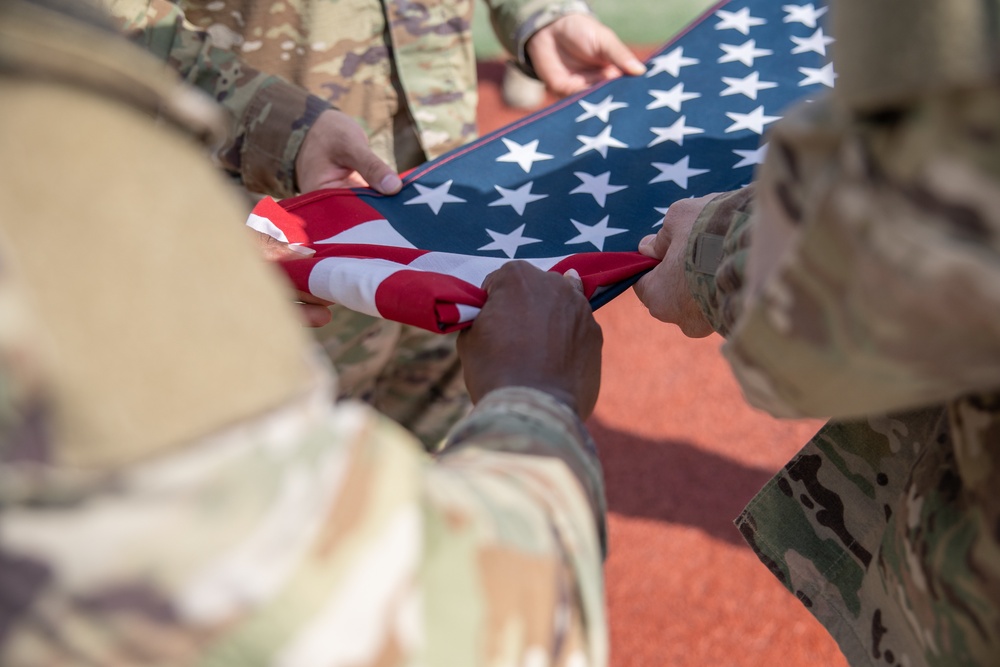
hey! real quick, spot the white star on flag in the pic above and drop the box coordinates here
[495,137,553,173]
[719,39,773,66]
[783,3,827,28]
[566,215,628,251]
[791,27,834,55]
[645,47,699,77]
[649,156,710,189]
[649,116,704,147]
[653,206,671,227]
[646,83,701,112]
[799,62,836,87]
[576,95,628,122]
[715,7,766,34]
[246,0,838,336]
[720,71,778,99]
[478,223,542,258]
[733,144,769,168]
[573,125,628,158]
[725,105,782,134]
[403,179,466,214]
[488,182,548,216]
[570,171,627,207]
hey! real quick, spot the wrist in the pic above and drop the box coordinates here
[683,188,756,336]
[288,99,336,195]
[512,1,593,78]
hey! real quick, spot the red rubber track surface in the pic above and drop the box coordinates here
[476,59,850,667]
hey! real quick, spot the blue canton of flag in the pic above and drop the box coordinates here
[248,0,832,333]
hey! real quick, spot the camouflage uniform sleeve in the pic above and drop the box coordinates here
[0,384,606,666]
[104,0,331,197]
[483,0,594,75]
[683,185,756,338]
[439,386,607,556]
[428,386,608,665]
[714,91,1000,419]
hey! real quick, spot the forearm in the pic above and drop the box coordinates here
[716,93,1000,419]
[440,386,606,553]
[104,0,330,196]
[431,386,608,664]
[0,388,606,665]
[0,400,609,665]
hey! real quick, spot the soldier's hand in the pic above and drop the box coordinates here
[457,262,602,419]
[295,109,403,195]
[633,194,716,338]
[252,230,334,327]
[526,14,645,97]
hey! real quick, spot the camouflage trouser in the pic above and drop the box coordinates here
[313,305,470,451]
[737,396,1000,667]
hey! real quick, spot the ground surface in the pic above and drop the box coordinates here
[473,16,852,665]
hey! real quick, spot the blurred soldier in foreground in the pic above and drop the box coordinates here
[0,1,609,664]
[103,0,643,449]
[633,1,1000,665]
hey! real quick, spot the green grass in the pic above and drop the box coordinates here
[472,0,719,59]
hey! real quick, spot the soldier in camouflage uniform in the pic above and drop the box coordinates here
[104,0,642,449]
[102,0,402,200]
[171,0,643,172]
[0,1,611,663]
[633,1,1000,665]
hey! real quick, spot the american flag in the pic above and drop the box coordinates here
[248,0,832,333]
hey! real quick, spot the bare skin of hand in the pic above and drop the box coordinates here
[252,230,334,328]
[633,194,718,338]
[457,262,603,419]
[527,13,646,97]
[294,109,403,195]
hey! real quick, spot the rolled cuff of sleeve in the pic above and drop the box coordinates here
[493,0,593,79]
[238,82,332,198]
[683,186,756,337]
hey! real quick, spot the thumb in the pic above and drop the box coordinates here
[562,267,585,294]
[352,148,402,195]
[638,226,673,260]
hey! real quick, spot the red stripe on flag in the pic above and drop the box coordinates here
[278,256,321,294]
[551,252,660,298]
[251,197,311,245]
[374,270,487,333]
[256,190,390,243]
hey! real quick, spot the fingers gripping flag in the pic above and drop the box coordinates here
[248,0,832,333]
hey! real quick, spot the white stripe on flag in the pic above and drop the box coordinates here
[314,219,417,249]
[308,258,404,318]
[455,304,481,323]
[246,212,289,243]
[408,252,567,288]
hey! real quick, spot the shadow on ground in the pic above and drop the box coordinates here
[589,418,776,547]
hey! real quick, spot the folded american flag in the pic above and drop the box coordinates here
[248,0,831,333]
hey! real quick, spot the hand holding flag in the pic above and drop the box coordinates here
[249,0,832,333]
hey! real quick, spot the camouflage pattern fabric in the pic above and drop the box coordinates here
[682,2,1000,663]
[313,308,469,450]
[1,386,608,666]
[737,404,1000,667]
[106,0,332,198]
[0,2,608,663]
[176,0,593,172]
